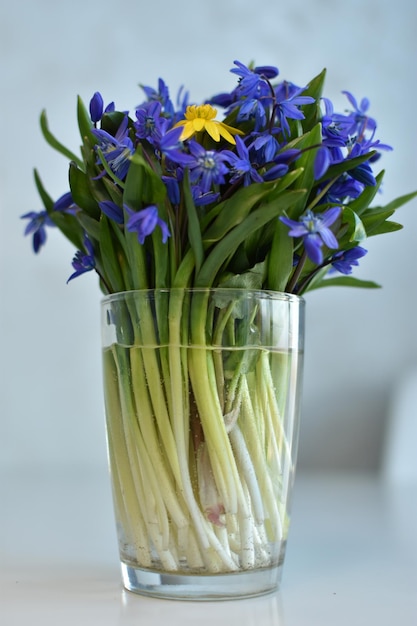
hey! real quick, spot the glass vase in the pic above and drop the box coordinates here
[101,288,305,600]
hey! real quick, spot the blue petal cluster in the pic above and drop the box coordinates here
[314,91,392,201]
[329,246,368,275]
[21,192,78,253]
[280,207,341,265]
[67,235,95,282]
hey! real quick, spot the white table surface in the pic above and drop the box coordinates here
[1,469,416,625]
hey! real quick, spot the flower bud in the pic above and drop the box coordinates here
[89,91,104,123]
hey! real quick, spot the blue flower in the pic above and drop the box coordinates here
[329,246,367,275]
[21,210,56,253]
[187,141,230,193]
[324,175,364,203]
[223,136,263,186]
[89,91,115,124]
[320,97,350,148]
[92,116,134,180]
[134,100,168,144]
[21,192,81,253]
[355,130,392,161]
[280,206,341,264]
[192,186,220,207]
[315,97,356,179]
[337,91,377,138]
[125,205,170,245]
[89,92,104,123]
[162,175,181,205]
[252,65,279,79]
[230,60,274,99]
[67,235,96,283]
[99,200,124,224]
[53,191,79,215]
[274,84,315,138]
[236,98,267,131]
[349,162,376,187]
[262,163,289,181]
[262,148,301,180]
[140,78,175,118]
[248,130,280,163]
[314,146,332,180]
[159,126,193,166]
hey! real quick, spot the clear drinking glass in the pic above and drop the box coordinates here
[101,288,305,600]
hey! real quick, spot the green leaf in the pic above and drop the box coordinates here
[77,95,94,143]
[384,190,417,212]
[203,182,274,244]
[267,218,294,292]
[33,169,54,212]
[310,276,381,290]
[287,124,323,216]
[342,207,367,244]
[183,170,204,274]
[151,229,170,288]
[123,150,144,208]
[101,178,124,205]
[218,262,265,291]
[269,166,305,193]
[69,163,100,218]
[366,220,403,236]
[301,68,327,132]
[368,190,417,215]
[39,110,84,169]
[77,213,101,241]
[361,209,401,236]
[315,150,377,187]
[100,110,129,136]
[347,170,385,216]
[131,151,166,204]
[120,195,149,290]
[195,190,305,288]
[123,147,166,207]
[99,215,126,293]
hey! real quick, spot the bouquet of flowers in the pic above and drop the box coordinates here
[23,60,415,294]
[22,61,416,585]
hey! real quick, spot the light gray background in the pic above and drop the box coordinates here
[1,0,416,476]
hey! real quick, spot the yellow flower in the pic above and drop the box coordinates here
[174,104,243,144]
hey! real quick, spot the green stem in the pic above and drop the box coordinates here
[129,347,189,529]
[286,249,308,293]
[307,175,339,210]
[103,349,152,566]
[188,292,254,535]
[239,374,282,540]
[167,289,240,569]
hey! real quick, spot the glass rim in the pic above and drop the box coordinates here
[101,287,305,306]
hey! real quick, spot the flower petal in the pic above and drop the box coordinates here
[204,120,221,142]
[193,118,206,132]
[321,206,341,227]
[304,234,323,264]
[320,228,339,249]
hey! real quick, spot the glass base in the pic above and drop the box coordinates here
[121,562,282,601]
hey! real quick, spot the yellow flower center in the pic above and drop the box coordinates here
[184,104,218,121]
